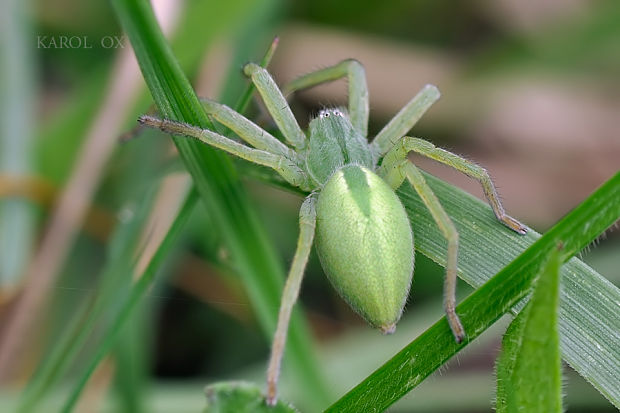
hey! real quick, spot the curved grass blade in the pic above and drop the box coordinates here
[401,171,620,408]
[19,11,283,413]
[496,245,563,413]
[112,0,328,408]
[325,171,619,411]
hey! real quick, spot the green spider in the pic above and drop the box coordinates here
[139,59,527,405]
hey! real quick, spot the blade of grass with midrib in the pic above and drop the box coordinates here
[399,171,620,407]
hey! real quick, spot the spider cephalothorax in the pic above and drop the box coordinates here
[306,108,373,184]
[139,58,526,405]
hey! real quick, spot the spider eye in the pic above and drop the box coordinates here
[324,112,330,117]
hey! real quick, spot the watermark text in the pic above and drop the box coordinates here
[37,35,125,49]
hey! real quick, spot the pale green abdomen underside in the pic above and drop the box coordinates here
[315,165,414,331]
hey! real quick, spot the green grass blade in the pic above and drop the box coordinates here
[59,189,198,412]
[401,171,620,407]
[496,245,563,413]
[114,1,327,407]
[232,36,279,114]
[326,171,619,411]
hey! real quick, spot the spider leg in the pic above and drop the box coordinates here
[283,59,369,137]
[243,63,306,150]
[138,115,308,190]
[380,155,465,342]
[266,195,317,405]
[371,85,440,160]
[379,136,527,234]
[198,98,298,160]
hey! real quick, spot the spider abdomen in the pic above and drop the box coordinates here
[315,165,414,333]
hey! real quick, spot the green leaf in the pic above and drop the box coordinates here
[204,382,298,413]
[496,245,563,413]
[325,171,619,411]
[401,172,620,408]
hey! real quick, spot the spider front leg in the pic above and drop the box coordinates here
[138,115,309,190]
[371,85,441,159]
[379,137,527,234]
[282,59,369,137]
[243,63,307,150]
[198,98,298,160]
[266,195,317,406]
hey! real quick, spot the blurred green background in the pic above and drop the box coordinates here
[0,0,618,411]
